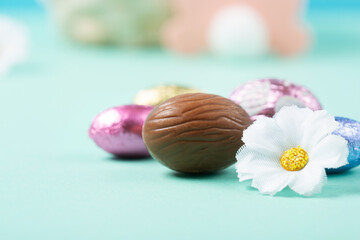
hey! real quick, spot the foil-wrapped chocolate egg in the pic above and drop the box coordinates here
[326,117,360,174]
[229,79,322,120]
[133,85,199,106]
[89,105,153,158]
[143,93,252,173]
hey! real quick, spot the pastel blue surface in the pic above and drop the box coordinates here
[1,5,360,240]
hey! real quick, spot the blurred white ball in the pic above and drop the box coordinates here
[207,4,269,57]
[0,16,28,75]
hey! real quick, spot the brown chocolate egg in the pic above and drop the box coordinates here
[143,93,252,173]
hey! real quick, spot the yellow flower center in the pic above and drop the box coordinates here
[280,146,309,171]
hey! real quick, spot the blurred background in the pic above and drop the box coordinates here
[1,0,359,117]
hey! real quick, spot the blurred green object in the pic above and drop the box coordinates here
[44,0,170,46]
[1,7,360,240]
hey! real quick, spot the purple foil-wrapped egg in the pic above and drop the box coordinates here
[326,117,360,174]
[89,105,154,158]
[229,79,322,120]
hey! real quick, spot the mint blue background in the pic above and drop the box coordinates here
[1,2,360,240]
[2,0,360,10]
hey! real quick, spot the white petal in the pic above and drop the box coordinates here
[237,172,254,182]
[237,146,291,196]
[236,147,254,181]
[251,170,292,196]
[274,106,313,147]
[309,134,349,169]
[242,116,288,156]
[236,146,283,182]
[300,110,339,151]
[288,163,327,196]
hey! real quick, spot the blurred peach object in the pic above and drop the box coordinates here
[44,0,170,46]
[162,0,310,56]
[0,15,28,76]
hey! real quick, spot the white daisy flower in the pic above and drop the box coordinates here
[0,15,28,76]
[236,106,349,196]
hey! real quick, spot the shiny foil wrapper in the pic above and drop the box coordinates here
[133,85,199,106]
[327,117,360,174]
[89,105,153,158]
[229,79,322,120]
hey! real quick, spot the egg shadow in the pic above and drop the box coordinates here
[319,169,360,198]
[168,168,238,183]
[108,155,153,162]
[274,188,308,198]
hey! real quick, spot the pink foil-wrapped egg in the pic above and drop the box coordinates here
[229,79,322,120]
[89,105,154,158]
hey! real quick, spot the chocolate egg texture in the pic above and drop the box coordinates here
[326,117,360,174]
[133,85,199,106]
[143,93,252,173]
[229,79,322,120]
[89,105,153,158]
